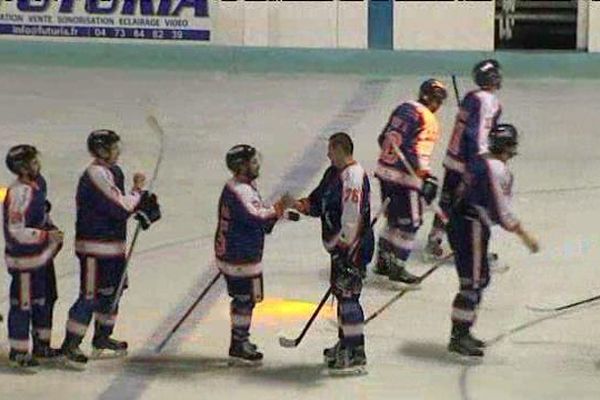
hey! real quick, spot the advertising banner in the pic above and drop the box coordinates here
[0,0,210,42]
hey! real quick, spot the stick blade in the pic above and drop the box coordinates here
[154,339,169,354]
[525,305,555,312]
[146,115,162,133]
[278,336,298,348]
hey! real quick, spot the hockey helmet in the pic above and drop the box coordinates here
[489,123,518,155]
[226,144,258,173]
[473,59,502,89]
[87,129,120,157]
[418,79,448,105]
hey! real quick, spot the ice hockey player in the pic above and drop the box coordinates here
[3,144,64,370]
[214,144,294,364]
[425,59,503,262]
[61,130,161,368]
[374,79,448,283]
[446,123,539,357]
[293,132,374,374]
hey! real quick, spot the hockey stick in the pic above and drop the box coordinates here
[155,272,223,353]
[451,74,461,107]
[364,253,453,324]
[110,115,165,313]
[278,286,332,349]
[390,143,448,224]
[278,198,390,348]
[527,294,600,313]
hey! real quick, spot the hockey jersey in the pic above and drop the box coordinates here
[444,90,502,174]
[375,101,441,190]
[214,178,283,277]
[75,160,141,258]
[297,162,374,267]
[463,156,520,232]
[3,175,60,271]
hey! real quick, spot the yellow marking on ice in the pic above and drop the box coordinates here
[254,297,335,321]
[0,186,6,202]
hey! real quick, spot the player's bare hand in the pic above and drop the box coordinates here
[133,172,146,191]
[292,200,303,211]
[48,229,64,243]
[292,198,311,215]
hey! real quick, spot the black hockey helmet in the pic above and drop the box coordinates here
[226,144,257,173]
[87,129,120,157]
[473,59,502,89]
[6,144,38,175]
[489,123,518,155]
[418,79,448,105]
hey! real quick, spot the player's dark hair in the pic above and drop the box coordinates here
[329,132,354,155]
[6,144,38,176]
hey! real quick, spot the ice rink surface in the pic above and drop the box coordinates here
[1,63,600,400]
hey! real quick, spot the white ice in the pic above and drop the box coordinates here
[0,64,600,400]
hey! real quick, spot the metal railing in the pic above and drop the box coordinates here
[497,0,577,40]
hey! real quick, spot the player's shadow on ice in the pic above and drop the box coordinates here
[242,363,328,387]
[120,355,233,377]
[399,340,478,366]
[117,355,329,386]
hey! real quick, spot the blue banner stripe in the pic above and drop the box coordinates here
[0,23,209,41]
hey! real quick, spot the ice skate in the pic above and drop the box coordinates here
[228,341,263,366]
[448,335,484,358]
[8,351,39,374]
[388,258,420,285]
[327,346,367,376]
[373,252,390,276]
[33,341,64,365]
[465,332,486,348]
[323,341,340,364]
[91,336,128,359]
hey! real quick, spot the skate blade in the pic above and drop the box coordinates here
[61,358,87,371]
[227,356,262,367]
[90,348,128,360]
[367,276,421,291]
[326,366,367,377]
[37,355,66,367]
[386,281,422,291]
[448,351,484,365]
[8,363,39,374]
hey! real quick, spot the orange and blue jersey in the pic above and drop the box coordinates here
[444,90,502,174]
[375,101,441,190]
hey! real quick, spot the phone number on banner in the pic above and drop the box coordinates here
[0,24,210,41]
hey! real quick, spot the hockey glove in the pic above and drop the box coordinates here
[421,175,439,205]
[286,210,300,221]
[331,250,363,293]
[135,191,161,230]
